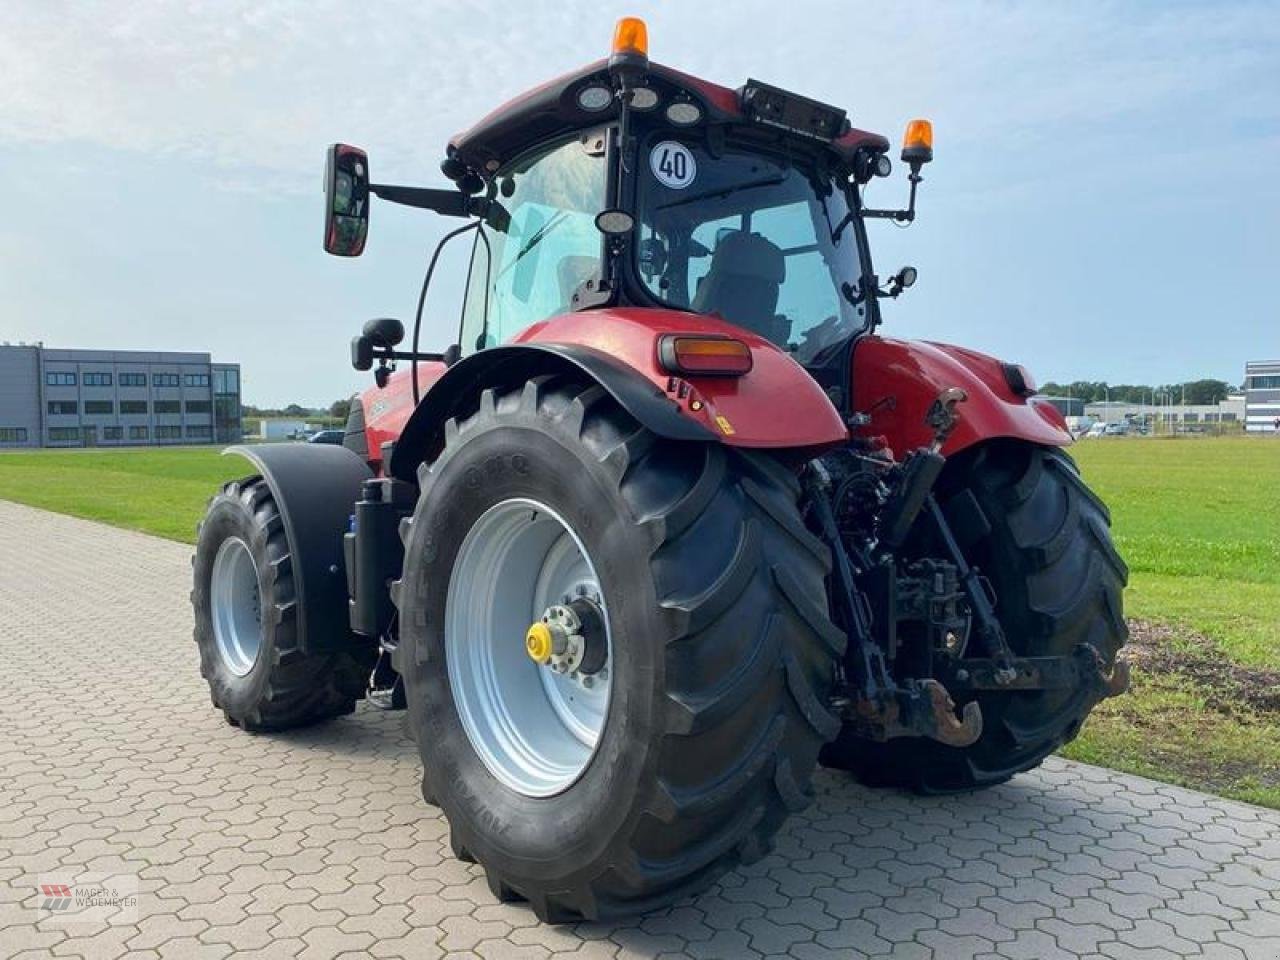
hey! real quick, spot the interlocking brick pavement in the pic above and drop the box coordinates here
[1,498,1277,959]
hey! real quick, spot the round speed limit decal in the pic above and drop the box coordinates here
[650,141,696,189]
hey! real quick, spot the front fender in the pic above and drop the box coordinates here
[851,336,1071,457]
[224,443,372,652]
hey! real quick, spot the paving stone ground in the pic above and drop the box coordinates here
[1,499,1277,960]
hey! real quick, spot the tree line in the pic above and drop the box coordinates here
[242,399,352,421]
[1039,379,1237,406]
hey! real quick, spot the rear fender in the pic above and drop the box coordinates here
[224,444,372,653]
[389,307,848,482]
[851,336,1071,457]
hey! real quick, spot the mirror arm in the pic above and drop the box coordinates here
[369,183,485,218]
[861,164,924,224]
[380,348,445,363]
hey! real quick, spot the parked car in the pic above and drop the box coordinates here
[1103,422,1130,436]
[307,429,345,445]
[1085,422,1108,438]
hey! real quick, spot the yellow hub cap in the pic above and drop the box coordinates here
[525,622,553,664]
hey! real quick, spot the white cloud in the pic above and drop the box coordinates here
[2,0,1275,187]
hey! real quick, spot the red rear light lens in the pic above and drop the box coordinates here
[658,335,753,377]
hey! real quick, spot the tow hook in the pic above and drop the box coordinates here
[525,598,607,678]
[849,679,984,748]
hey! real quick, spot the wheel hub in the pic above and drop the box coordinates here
[525,598,608,677]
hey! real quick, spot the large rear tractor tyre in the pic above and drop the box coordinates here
[394,378,842,921]
[821,441,1127,792]
[192,477,371,731]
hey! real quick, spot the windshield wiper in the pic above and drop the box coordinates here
[496,211,569,280]
[657,176,785,211]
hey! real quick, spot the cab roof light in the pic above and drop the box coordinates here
[658,335,753,377]
[610,16,649,87]
[612,17,648,58]
[901,118,933,165]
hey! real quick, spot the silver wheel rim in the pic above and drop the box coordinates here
[210,537,263,677]
[445,498,613,797]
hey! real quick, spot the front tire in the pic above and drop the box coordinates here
[394,378,842,921]
[821,441,1127,792]
[192,478,370,730]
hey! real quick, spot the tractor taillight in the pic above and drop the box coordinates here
[658,335,753,377]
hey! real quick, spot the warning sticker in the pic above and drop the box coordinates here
[650,141,696,189]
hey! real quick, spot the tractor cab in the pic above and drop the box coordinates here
[328,18,932,411]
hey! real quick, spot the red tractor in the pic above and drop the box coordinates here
[193,19,1128,922]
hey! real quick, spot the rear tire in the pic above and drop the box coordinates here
[394,378,842,920]
[192,477,371,730]
[821,441,1127,792]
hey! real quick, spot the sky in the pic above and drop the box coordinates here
[1,1,1277,407]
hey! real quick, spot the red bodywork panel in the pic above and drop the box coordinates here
[359,362,448,471]
[512,308,847,448]
[356,308,847,471]
[851,336,1072,458]
[357,323,1070,474]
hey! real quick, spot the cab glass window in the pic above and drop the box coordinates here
[460,136,606,353]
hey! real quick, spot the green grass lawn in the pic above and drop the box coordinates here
[1061,436,1280,807]
[0,447,248,542]
[2,435,1278,807]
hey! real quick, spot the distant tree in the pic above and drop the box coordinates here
[329,398,351,421]
[283,403,308,417]
[1181,379,1231,405]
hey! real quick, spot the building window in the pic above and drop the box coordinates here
[103,426,123,440]
[129,426,149,440]
[185,373,210,388]
[48,400,78,415]
[45,371,77,386]
[119,372,146,387]
[214,368,240,394]
[185,400,211,414]
[0,427,28,444]
[155,425,182,439]
[83,372,113,386]
[1183,413,1199,423]
[48,427,81,441]
[154,400,181,414]
[153,373,180,388]
[84,400,114,415]
[186,425,212,439]
[1222,413,1238,422]
[119,400,148,415]
[1248,375,1280,390]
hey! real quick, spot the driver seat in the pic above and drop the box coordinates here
[691,231,787,340]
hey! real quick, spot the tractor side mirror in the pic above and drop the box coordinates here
[351,318,404,373]
[324,144,370,257]
[362,317,404,348]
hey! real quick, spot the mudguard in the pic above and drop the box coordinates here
[224,444,372,652]
[389,307,848,482]
[851,336,1072,457]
